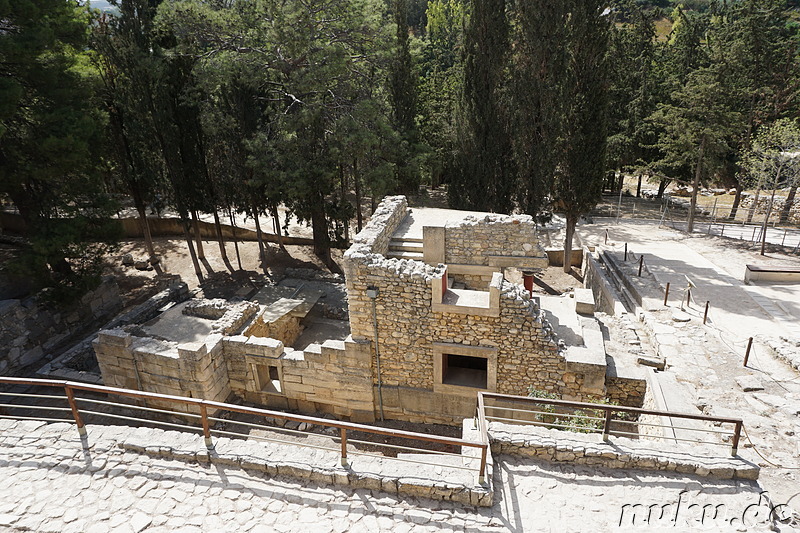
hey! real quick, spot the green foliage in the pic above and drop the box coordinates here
[0,0,119,295]
[741,119,800,191]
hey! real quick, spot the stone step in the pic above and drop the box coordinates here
[388,239,424,253]
[386,250,424,260]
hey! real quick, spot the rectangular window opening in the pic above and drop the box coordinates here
[256,364,282,393]
[442,354,487,389]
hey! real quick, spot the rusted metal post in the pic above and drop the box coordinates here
[478,446,487,484]
[200,404,213,449]
[602,409,613,442]
[624,243,628,261]
[64,385,86,436]
[703,301,710,324]
[731,421,742,456]
[638,255,644,277]
[744,337,753,367]
[663,282,670,306]
[340,428,348,467]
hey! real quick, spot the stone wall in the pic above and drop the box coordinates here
[740,193,800,224]
[243,313,303,346]
[94,329,230,413]
[489,422,758,480]
[224,336,376,422]
[349,195,409,257]
[443,214,548,267]
[605,374,647,408]
[343,196,605,423]
[0,277,123,375]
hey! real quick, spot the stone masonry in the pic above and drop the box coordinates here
[1,277,122,375]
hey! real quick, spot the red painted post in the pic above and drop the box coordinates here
[200,404,213,449]
[340,429,348,466]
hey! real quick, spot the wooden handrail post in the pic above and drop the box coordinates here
[602,409,613,442]
[624,243,628,261]
[638,255,644,277]
[703,301,710,325]
[478,446,487,484]
[64,385,86,436]
[744,337,753,367]
[663,282,670,306]
[340,429,348,467]
[731,421,742,456]
[200,404,213,449]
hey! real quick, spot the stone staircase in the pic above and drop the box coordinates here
[387,237,424,260]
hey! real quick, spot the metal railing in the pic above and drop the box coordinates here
[0,377,489,483]
[479,391,743,456]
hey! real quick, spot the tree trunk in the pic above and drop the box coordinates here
[213,209,234,273]
[311,201,332,267]
[563,215,576,274]
[354,158,363,232]
[371,195,377,214]
[180,217,203,284]
[228,208,243,271]
[779,185,797,224]
[687,135,707,234]
[191,210,205,259]
[270,205,286,252]
[761,186,778,256]
[617,172,624,193]
[729,183,743,220]
[746,188,760,223]
[340,163,349,242]
[656,178,670,199]
[636,174,643,198]
[252,207,268,275]
[134,203,163,275]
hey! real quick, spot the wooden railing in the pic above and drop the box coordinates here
[479,391,744,456]
[0,377,489,483]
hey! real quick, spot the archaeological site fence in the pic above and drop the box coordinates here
[478,391,744,457]
[0,377,489,483]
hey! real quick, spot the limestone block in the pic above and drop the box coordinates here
[574,289,595,316]
[96,329,133,347]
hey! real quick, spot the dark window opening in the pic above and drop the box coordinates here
[256,364,282,393]
[442,354,487,389]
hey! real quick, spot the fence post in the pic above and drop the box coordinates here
[638,255,644,277]
[731,421,742,456]
[703,301,710,325]
[663,282,670,306]
[64,384,86,436]
[744,337,753,367]
[602,409,613,442]
[200,404,213,449]
[624,243,628,261]
[340,429,348,467]
[478,446,487,484]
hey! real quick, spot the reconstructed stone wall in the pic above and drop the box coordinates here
[0,277,122,375]
[350,195,409,257]
[444,214,547,266]
[344,196,604,423]
[94,329,230,413]
[224,336,375,422]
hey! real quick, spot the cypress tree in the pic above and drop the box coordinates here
[451,0,514,213]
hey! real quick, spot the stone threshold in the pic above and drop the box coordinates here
[115,420,493,507]
[488,421,759,481]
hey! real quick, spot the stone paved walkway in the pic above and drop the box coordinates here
[1,419,792,532]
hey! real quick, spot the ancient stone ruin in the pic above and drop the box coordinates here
[92,195,646,424]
